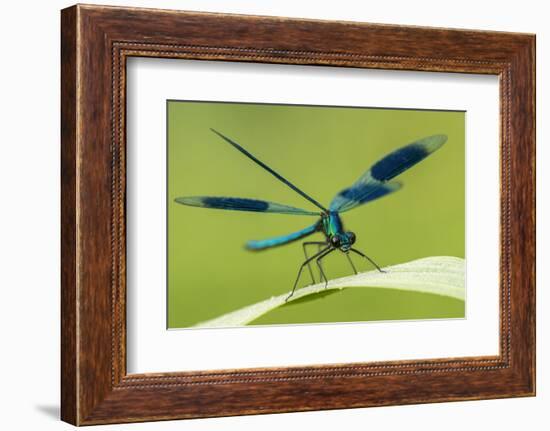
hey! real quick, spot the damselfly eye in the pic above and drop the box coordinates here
[331,236,341,246]
[347,232,356,244]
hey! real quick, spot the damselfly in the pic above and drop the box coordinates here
[176,129,447,300]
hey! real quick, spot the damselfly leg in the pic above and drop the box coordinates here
[302,241,328,285]
[350,248,385,273]
[345,252,358,274]
[287,246,331,302]
[316,247,336,288]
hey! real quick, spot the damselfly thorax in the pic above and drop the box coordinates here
[320,212,356,252]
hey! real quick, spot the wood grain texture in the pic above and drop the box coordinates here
[60,6,78,425]
[60,4,535,425]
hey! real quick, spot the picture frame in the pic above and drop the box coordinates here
[61,4,535,425]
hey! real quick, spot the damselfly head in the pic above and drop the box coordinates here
[330,231,356,251]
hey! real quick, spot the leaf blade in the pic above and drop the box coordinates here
[192,256,465,328]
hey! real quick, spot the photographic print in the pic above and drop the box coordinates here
[167,101,465,329]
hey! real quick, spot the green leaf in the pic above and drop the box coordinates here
[192,256,465,328]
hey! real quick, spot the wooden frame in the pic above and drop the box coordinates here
[61,4,535,425]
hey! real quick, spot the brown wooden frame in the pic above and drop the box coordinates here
[61,4,535,426]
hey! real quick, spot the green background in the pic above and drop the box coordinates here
[167,101,465,328]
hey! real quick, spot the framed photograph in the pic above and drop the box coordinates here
[61,4,535,425]
[165,101,465,330]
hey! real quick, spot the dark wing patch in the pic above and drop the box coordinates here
[370,135,447,182]
[175,196,319,216]
[203,196,268,211]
